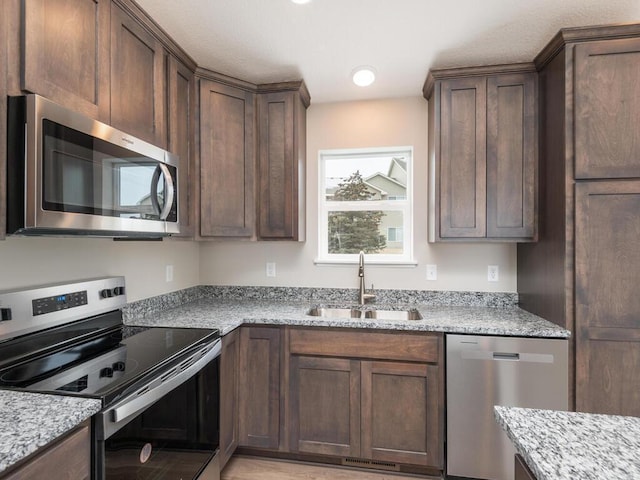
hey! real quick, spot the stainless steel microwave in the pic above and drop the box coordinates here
[6,95,179,237]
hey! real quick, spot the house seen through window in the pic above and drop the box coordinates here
[318,147,413,263]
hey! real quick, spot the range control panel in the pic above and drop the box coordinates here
[0,276,126,342]
[32,290,88,316]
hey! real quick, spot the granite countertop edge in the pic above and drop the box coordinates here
[0,391,102,474]
[124,298,571,338]
[494,406,640,480]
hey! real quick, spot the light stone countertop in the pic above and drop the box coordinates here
[124,298,570,338]
[0,391,102,473]
[495,406,640,480]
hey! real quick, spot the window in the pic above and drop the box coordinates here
[317,147,413,263]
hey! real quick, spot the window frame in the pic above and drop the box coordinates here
[316,146,415,265]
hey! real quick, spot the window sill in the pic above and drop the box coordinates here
[314,258,418,267]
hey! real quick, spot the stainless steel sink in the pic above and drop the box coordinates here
[306,307,362,318]
[306,307,422,321]
[364,309,423,320]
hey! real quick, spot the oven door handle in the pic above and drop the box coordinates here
[106,338,221,430]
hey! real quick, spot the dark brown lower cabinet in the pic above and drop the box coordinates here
[219,329,240,469]
[287,329,444,470]
[1,422,90,480]
[515,454,537,480]
[238,326,281,449]
[361,361,440,466]
[289,355,361,457]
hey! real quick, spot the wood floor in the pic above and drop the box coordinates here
[222,456,441,480]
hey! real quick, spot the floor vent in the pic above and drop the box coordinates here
[341,457,400,472]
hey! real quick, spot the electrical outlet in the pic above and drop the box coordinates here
[426,264,438,281]
[266,262,276,277]
[165,264,174,283]
[488,265,499,282]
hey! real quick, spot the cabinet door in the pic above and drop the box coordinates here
[439,77,487,238]
[167,56,195,238]
[219,329,239,469]
[22,0,110,120]
[361,361,442,468]
[257,91,305,241]
[289,355,360,457]
[575,181,640,416]
[199,80,255,238]
[574,38,640,179]
[486,73,537,239]
[3,423,90,480]
[238,327,280,449]
[110,2,166,147]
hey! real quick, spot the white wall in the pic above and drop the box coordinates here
[200,97,517,292]
[0,97,517,299]
[0,237,200,301]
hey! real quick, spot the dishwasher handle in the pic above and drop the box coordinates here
[493,352,520,360]
[460,350,554,363]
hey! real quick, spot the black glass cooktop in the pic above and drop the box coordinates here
[0,312,218,406]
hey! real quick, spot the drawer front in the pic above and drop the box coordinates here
[289,329,441,363]
[2,423,90,480]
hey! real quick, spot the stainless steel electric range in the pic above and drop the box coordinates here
[0,277,221,480]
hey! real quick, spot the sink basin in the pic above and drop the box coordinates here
[364,309,423,320]
[306,307,361,319]
[306,307,423,321]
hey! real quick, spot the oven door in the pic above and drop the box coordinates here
[95,339,221,480]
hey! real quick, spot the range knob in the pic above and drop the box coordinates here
[0,308,11,321]
[100,367,114,378]
[112,361,126,372]
[113,286,126,296]
[100,289,114,299]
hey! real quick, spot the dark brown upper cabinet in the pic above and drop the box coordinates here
[198,77,255,238]
[257,85,309,241]
[110,1,166,148]
[22,0,110,121]
[574,37,640,179]
[425,65,537,242]
[167,56,195,238]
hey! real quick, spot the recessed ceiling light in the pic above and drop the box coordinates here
[291,0,311,4]
[352,66,376,87]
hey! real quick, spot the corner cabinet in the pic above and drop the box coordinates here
[198,77,255,238]
[196,77,309,241]
[257,85,309,241]
[425,65,537,242]
[287,328,444,471]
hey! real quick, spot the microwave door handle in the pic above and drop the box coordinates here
[150,164,175,220]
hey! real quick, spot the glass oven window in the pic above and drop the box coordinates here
[41,119,177,221]
[103,358,219,480]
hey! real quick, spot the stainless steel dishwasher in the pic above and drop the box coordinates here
[446,334,568,480]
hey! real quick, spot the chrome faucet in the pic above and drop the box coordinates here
[358,251,376,305]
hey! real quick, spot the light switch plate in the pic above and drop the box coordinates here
[165,264,174,283]
[266,262,276,277]
[488,265,499,282]
[426,264,437,281]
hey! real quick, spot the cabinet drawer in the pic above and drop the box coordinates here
[289,329,440,363]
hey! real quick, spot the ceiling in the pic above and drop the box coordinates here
[136,0,640,104]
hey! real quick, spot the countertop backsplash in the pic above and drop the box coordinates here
[122,285,519,321]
